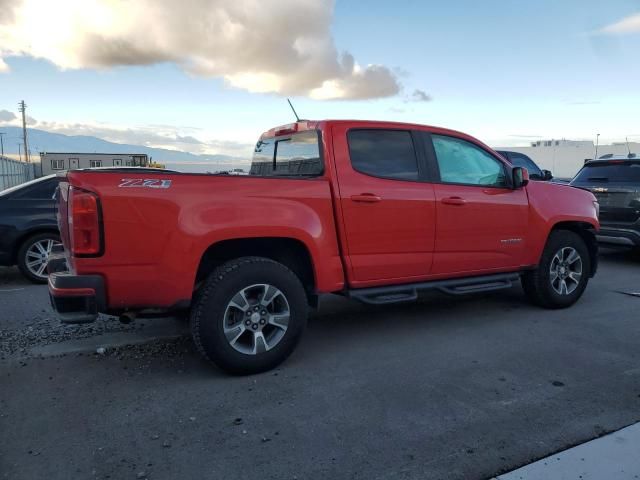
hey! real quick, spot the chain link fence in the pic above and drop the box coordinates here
[0,156,36,191]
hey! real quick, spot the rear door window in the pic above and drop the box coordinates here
[347,129,419,181]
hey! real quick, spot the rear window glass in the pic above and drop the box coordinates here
[250,130,322,177]
[347,129,419,180]
[573,162,640,183]
[7,178,58,199]
[0,175,57,197]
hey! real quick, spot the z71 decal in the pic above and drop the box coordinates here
[119,179,172,189]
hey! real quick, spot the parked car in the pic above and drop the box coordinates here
[570,156,640,250]
[496,150,553,181]
[0,175,61,283]
[48,120,599,374]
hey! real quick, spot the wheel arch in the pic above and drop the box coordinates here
[549,221,598,277]
[194,237,318,306]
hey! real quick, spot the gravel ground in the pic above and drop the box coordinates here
[0,313,146,360]
[1,250,640,479]
[0,266,188,360]
[0,266,144,359]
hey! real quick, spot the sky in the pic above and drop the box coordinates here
[1,0,640,160]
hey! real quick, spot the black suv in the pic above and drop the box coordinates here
[570,156,640,250]
[0,175,61,283]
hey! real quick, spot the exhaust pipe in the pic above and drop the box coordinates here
[119,312,137,324]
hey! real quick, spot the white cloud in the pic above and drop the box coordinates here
[0,109,16,121]
[598,12,640,35]
[0,0,401,100]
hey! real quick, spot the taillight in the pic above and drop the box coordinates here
[68,187,102,256]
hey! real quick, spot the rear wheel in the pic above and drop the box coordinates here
[191,257,308,375]
[522,230,590,309]
[17,233,61,284]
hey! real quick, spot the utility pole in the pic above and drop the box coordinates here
[0,132,5,157]
[18,100,30,163]
[18,143,22,162]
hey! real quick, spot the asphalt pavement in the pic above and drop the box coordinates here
[1,249,639,480]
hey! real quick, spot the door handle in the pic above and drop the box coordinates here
[351,193,382,203]
[441,196,466,206]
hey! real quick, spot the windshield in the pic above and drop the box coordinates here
[573,162,640,184]
[498,151,543,178]
[250,130,323,177]
[509,156,542,178]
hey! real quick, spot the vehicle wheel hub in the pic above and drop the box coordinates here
[25,238,60,280]
[549,247,583,296]
[223,283,291,355]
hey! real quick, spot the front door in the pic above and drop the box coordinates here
[332,125,436,286]
[69,158,79,170]
[427,134,529,274]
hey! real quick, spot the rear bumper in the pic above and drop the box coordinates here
[48,256,105,324]
[596,226,640,247]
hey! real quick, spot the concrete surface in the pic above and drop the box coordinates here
[496,421,640,480]
[1,249,640,479]
[29,317,188,357]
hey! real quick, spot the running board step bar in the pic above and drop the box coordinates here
[348,273,521,305]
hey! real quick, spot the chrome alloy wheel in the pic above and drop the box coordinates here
[549,247,583,295]
[223,284,290,355]
[25,238,59,280]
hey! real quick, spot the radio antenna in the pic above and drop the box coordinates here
[287,98,301,122]
[626,137,632,158]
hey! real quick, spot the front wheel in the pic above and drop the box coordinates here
[190,257,308,375]
[522,230,591,309]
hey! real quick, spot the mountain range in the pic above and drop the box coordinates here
[0,126,243,169]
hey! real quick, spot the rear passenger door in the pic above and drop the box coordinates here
[331,125,436,286]
[425,134,529,274]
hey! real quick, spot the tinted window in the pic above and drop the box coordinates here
[250,130,322,177]
[573,162,640,184]
[347,130,419,180]
[433,135,507,187]
[13,179,58,199]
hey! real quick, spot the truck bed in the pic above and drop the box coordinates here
[60,170,345,311]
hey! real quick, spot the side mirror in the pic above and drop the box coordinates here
[542,169,553,181]
[512,167,529,188]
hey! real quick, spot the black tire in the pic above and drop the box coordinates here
[191,256,308,375]
[522,230,591,309]
[17,232,61,284]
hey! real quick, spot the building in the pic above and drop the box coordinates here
[493,139,640,179]
[38,152,149,176]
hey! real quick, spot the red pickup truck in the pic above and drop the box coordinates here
[48,120,599,374]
